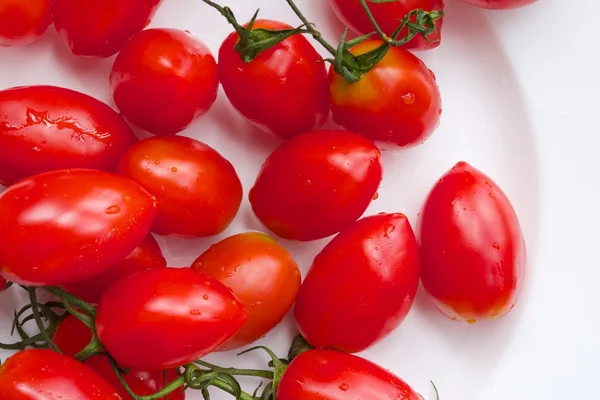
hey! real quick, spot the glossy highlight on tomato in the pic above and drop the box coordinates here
[295,213,420,352]
[63,233,167,304]
[330,40,441,147]
[117,136,243,237]
[249,130,383,241]
[330,0,444,50]
[277,349,423,400]
[459,0,537,9]
[0,169,157,286]
[0,349,121,399]
[111,28,219,136]
[53,0,164,57]
[219,19,329,139]
[0,85,138,187]
[0,0,52,47]
[53,315,185,400]
[192,232,301,350]
[96,268,248,370]
[418,161,526,322]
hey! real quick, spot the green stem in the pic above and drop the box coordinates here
[210,379,256,400]
[200,0,245,35]
[28,288,62,353]
[195,360,274,379]
[284,0,337,55]
[42,286,96,316]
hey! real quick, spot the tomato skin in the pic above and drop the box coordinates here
[0,349,122,399]
[62,234,167,304]
[329,40,441,147]
[249,130,382,241]
[330,0,444,51]
[418,162,526,322]
[53,0,163,57]
[117,136,243,237]
[53,315,185,400]
[0,169,157,286]
[218,19,329,139]
[96,268,249,370]
[278,349,422,400]
[0,86,138,187]
[110,28,219,136]
[0,0,52,47]
[294,213,420,352]
[191,232,301,350]
[459,0,537,9]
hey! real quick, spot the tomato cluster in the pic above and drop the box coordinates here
[0,0,534,398]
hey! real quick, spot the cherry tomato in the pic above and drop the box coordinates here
[0,86,138,187]
[418,162,526,323]
[330,0,444,51]
[191,232,301,350]
[218,19,329,139]
[53,315,185,400]
[110,28,219,136]
[330,40,441,147]
[294,213,419,352]
[249,130,382,241]
[459,0,537,9]
[62,234,167,304]
[0,349,121,399]
[117,136,243,237]
[96,268,248,370]
[278,349,422,400]
[0,0,52,47]
[0,169,157,286]
[53,0,163,57]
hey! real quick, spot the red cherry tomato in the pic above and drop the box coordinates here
[295,213,420,352]
[418,162,526,323]
[0,169,157,286]
[0,86,138,187]
[62,234,167,304]
[459,0,537,9]
[53,315,184,400]
[278,349,422,400]
[117,136,243,237]
[330,0,444,51]
[0,349,121,399]
[96,268,248,370]
[249,130,382,241]
[110,28,219,136]
[191,232,301,350]
[53,0,163,57]
[0,0,52,47]
[218,19,329,139]
[330,40,441,147]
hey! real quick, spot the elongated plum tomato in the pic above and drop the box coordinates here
[62,234,167,304]
[419,162,526,322]
[459,0,537,9]
[278,349,423,400]
[96,268,248,370]
[53,0,164,57]
[219,19,329,139]
[0,169,157,286]
[117,136,243,237]
[192,232,301,350]
[330,0,444,50]
[111,28,219,136]
[0,349,121,399]
[0,86,138,187]
[53,315,184,400]
[0,0,52,46]
[294,213,420,352]
[249,130,382,241]
[330,40,441,147]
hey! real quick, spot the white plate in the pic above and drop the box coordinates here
[1,0,598,399]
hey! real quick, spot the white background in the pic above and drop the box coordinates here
[0,0,598,399]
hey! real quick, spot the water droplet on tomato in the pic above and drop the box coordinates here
[105,205,121,214]
[184,30,191,34]
[489,192,494,199]
[438,108,443,115]
[171,167,178,173]
[492,242,500,250]
[32,146,41,152]
[467,319,477,324]
[123,195,131,203]
[203,295,209,300]
[339,384,349,391]
[401,92,416,105]
[428,69,436,80]
[305,180,311,186]
[154,160,160,165]
[190,309,202,316]
[145,168,152,174]
[373,192,379,200]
